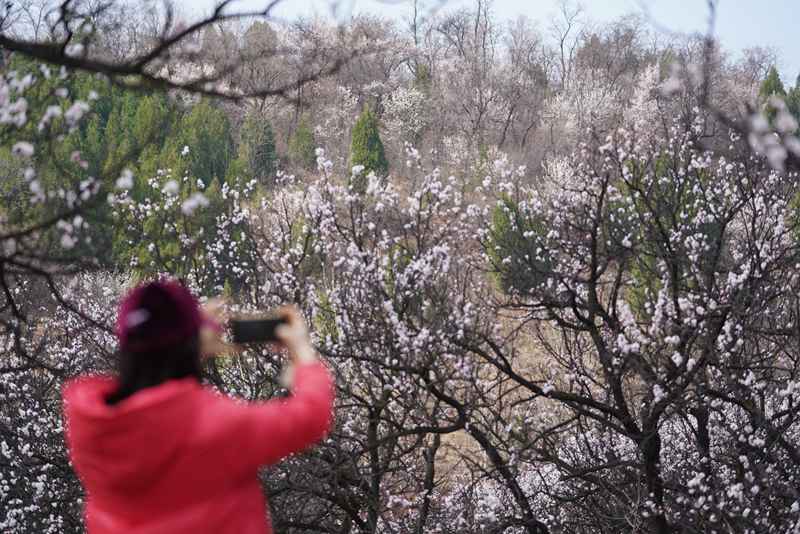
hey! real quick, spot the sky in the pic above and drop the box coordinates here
[176,0,800,84]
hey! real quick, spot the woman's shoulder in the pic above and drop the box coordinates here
[63,375,205,418]
[62,374,117,406]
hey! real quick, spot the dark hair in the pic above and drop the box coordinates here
[105,336,201,405]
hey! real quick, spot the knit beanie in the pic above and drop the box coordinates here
[116,279,208,352]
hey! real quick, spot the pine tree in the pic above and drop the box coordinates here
[760,66,787,122]
[787,74,800,125]
[172,99,234,186]
[349,106,388,190]
[760,66,787,100]
[413,63,432,94]
[288,114,317,170]
[239,112,277,182]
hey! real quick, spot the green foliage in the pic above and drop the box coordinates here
[787,74,800,128]
[238,112,277,183]
[114,168,253,294]
[786,174,800,243]
[760,66,787,122]
[760,66,787,100]
[289,213,324,280]
[0,60,233,274]
[626,254,660,317]
[621,155,725,317]
[381,242,427,318]
[166,99,234,186]
[103,97,237,274]
[486,196,551,295]
[349,106,388,189]
[383,243,414,298]
[288,114,317,170]
[0,57,156,265]
[95,92,174,178]
[414,63,432,94]
[95,96,235,270]
[132,95,173,152]
[224,156,249,184]
[0,146,35,231]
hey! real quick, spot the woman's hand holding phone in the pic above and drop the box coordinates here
[274,306,317,366]
[199,301,317,387]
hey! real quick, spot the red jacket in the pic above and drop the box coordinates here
[62,361,334,534]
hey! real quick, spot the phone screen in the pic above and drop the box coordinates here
[230,318,286,343]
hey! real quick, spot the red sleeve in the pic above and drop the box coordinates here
[232,361,335,467]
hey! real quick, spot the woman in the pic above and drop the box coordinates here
[62,279,334,533]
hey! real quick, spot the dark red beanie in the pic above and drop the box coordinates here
[116,279,205,352]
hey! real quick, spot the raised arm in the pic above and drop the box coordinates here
[231,306,335,467]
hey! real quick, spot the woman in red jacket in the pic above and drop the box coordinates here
[62,279,334,534]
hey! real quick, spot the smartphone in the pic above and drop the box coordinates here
[230,317,287,344]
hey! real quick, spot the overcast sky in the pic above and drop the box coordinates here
[176,0,800,84]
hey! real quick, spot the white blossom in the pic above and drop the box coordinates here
[116,169,134,190]
[181,192,209,215]
[11,141,34,157]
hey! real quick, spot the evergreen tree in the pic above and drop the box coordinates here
[169,99,234,186]
[787,74,800,124]
[760,66,787,100]
[132,94,172,152]
[760,65,787,122]
[486,196,551,295]
[413,63,432,94]
[238,112,277,182]
[349,106,388,189]
[288,114,317,170]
